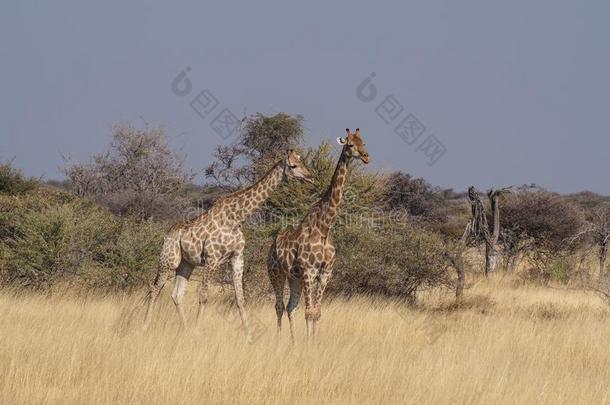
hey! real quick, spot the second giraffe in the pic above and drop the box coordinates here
[267,128,370,339]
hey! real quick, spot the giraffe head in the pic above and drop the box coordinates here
[336,128,370,164]
[284,149,314,183]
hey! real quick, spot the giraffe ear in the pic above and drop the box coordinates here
[337,137,347,145]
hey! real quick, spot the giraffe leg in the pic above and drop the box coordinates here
[143,237,181,331]
[231,251,251,340]
[195,264,211,332]
[267,261,286,336]
[286,277,303,343]
[171,260,195,329]
[142,264,172,331]
[302,273,315,339]
[312,266,333,337]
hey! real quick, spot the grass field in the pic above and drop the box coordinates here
[1,278,609,404]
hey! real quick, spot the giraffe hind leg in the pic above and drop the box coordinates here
[231,251,252,340]
[286,277,303,342]
[143,235,183,331]
[268,262,286,335]
[195,264,211,331]
[143,262,179,331]
[171,260,195,329]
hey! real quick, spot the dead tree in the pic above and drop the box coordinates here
[486,188,512,275]
[462,186,511,277]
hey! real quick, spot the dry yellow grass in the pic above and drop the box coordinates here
[1,279,610,404]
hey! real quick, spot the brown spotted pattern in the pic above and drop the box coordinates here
[267,129,370,339]
[143,150,312,336]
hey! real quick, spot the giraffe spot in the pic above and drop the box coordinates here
[308,253,317,265]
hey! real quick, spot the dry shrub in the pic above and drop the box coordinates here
[63,123,193,221]
[501,189,584,253]
[384,171,446,217]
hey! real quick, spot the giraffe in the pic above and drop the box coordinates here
[267,128,370,340]
[142,149,313,337]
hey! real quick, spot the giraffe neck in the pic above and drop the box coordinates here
[221,160,285,224]
[317,149,350,234]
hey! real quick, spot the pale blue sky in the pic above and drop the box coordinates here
[1,1,609,193]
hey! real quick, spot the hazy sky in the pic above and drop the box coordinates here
[1,1,609,193]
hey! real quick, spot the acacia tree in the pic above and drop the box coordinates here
[205,112,304,188]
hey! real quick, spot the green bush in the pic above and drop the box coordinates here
[237,219,453,303]
[0,187,164,291]
[0,161,37,195]
[329,221,451,302]
[265,141,387,219]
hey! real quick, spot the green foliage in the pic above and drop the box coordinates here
[265,141,387,220]
[242,112,304,165]
[0,161,37,195]
[329,221,451,301]
[547,258,571,283]
[0,187,164,291]
[523,253,576,285]
[238,219,453,303]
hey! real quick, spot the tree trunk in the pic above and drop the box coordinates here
[485,188,510,277]
[485,243,499,277]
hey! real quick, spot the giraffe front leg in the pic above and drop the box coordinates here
[313,267,333,319]
[312,267,333,337]
[231,251,251,340]
[302,273,315,339]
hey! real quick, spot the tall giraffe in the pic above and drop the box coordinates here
[267,128,370,339]
[143,150,313,337]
